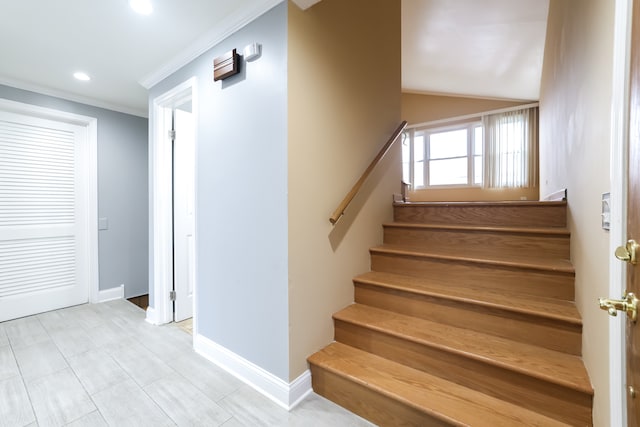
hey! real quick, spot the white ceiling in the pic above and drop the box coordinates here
[0,0,549,118]
[403,0,550,101]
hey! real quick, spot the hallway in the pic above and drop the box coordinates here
[0,299,372,426]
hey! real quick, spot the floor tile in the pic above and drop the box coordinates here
[171,352,243,402]
[92,378,175,427]
[0,323,8,347]
[289,393,375,426]
[67,349,130,396]
[25,368,95,427]
[13,340,68,381]
[144,373,232,426]
[50,326,97,358]
[0,345,20,381]
[107,341,174,387]
[0,376,36,427]
[219,417,246,427]
[1,299,369,427]
[64,305,105,331]
[5,317,50,349]
[64,410,108,427]
[217,385,290,427]
[83,321,130,348]
[136,330,191,363]
[37,310,77,335]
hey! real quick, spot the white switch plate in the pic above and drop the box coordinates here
[98,217,108,230]
[602,193,610,230]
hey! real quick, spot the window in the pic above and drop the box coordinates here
[402,106,538,189]
[404,122,482,188]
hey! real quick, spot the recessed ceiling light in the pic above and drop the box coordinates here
[73,72,91,81]
[130,0,153,15]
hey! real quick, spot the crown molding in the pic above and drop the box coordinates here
[0,77,148,118]
[291,0,322,10]
[140,0,283,90]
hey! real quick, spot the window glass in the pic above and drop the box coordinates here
[429,158,467,185]
[474,156,483,185]
[474,126,483,155]
[429,129,467,159]
[413,135,425,187]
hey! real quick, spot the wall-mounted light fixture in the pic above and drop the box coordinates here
[213,49,240,81]
[243,43,262,62]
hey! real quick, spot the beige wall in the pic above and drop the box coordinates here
[539,0,615,425]
[402,92,530,125]
[288,0,401,379]
[402,93,539,201]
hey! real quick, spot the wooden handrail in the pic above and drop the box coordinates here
[330,121,408,225]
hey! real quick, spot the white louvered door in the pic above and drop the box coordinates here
[0,110,89,321]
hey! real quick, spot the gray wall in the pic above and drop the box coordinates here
[0,84,149,298]
[148,3,289,381]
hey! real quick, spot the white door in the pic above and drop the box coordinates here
[0,110,90,321]
[173,107,195,322]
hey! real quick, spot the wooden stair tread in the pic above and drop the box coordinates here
[308,342,571,427]
[354,271,581,324]
[334,304,593,395]
[371,244,575,274]
[383,222,571,236]
[394,201,567,207]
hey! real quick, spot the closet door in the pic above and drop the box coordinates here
[0,110,89,321]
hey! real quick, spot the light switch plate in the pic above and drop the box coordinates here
[98,217,108,230]
[602,193,610,230]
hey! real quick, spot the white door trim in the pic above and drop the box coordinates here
[0,98,99,304]
[609,0,632,425]
[148,77,197,326]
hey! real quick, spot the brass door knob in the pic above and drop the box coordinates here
[598,292,638,322]
[615,239,639,264]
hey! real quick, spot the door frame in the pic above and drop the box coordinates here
[0,98,99,305]
[610,0,633,425]
[147,77,197,327]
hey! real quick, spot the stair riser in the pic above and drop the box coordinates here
[354,283,582,355]
[370,252,575,300]
[394,204,567,227]
[335,321,592,425]
[309,365,451,427]
[383,227,570,259]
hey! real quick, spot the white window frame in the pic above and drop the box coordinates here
[408,121,482,189]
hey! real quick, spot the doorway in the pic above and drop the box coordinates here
[148,78,197,332]
[0,98,98,320]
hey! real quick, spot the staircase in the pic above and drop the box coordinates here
[308,201,593,426]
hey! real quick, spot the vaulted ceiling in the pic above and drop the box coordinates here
[0,0,548,117]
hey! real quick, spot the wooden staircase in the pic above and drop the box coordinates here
[308,201,593,426]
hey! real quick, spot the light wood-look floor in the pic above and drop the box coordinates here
[0,299,373,427]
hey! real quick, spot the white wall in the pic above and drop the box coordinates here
[539,0,615,424]
[148,3,289,380]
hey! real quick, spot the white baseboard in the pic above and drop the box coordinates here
[97,284,124,302]
[145,306,159,325]
[542,188,567,201]
[194,333,312,410]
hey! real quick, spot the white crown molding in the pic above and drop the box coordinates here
[140,0,283,90]
[194,333,312,410]
[291,0,322,10]
[0,77,148,118]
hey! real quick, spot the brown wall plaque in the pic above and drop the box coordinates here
[213,49,239,81]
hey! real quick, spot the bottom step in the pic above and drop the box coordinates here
[308,342,572,427]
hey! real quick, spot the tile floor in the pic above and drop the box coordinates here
[0,299,374,427]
